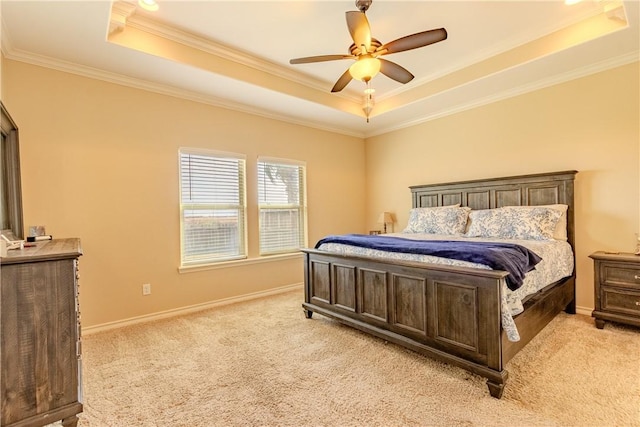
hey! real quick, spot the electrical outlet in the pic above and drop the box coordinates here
[142,283,151,296]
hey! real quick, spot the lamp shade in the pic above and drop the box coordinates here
[349,56,381,82]
[378,212,393,224]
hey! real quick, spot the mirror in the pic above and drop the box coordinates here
[1,101,24,240]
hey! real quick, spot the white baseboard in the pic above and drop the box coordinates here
[576,305,592,317]
[82,285,594,335]
[82,283,303,335]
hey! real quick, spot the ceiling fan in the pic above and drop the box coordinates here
[289,0,447,93]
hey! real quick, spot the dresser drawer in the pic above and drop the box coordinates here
[601,286,640,317]
[600,263,640,289]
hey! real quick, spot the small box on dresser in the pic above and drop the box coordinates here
[1,238,83,427]
[590,251,640,330]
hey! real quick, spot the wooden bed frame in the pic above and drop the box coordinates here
[301,170,577,398]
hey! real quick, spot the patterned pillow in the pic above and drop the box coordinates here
[538,204,568,241]
[403,206,471,235]
[465,206,562,241]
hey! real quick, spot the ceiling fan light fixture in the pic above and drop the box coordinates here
[289,0,447,96]
[138,0,159,12]
[349,55,381,82]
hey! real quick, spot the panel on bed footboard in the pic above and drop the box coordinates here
[309,259,331,305]
[332,264,357,313]
[433,281,479,352]
[391,273,427,337]
[360,268,389,323]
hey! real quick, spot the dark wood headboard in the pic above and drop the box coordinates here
[409,170,578,249]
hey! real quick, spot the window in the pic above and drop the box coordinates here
[257,158,307,255]
[0,102,24,240]
[179,149,246,266]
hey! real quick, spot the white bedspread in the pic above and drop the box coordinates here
[317,233,574,342]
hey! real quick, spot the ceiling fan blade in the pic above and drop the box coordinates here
[377,28,447,55]
[346,11,371,53]
[331,69,353,93]
[290,55,353,64]
[379,58,414,84]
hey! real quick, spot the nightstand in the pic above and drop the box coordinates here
[590,252,640,330]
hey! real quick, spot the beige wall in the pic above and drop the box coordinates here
[365,61,640,313]
[2,59,366,328]
[4,56,638,326]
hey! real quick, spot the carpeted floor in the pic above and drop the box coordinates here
[76,289,640,426]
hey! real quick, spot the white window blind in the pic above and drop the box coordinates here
[257,158,307,255]
[179,149,246,266]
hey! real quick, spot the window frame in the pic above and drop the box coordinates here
[178,148,247,267]
[257,157,308,256]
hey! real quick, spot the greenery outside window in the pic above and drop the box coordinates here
[179,148,246,266]
[257,157,307,255]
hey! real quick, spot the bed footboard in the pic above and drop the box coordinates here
[302,249,511,398]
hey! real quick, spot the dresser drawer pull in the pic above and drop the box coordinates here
[635,275,640,280]
[636,301,640,306]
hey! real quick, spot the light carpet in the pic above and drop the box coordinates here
[76,289,640,426]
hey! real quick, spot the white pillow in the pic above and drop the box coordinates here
[403,206,470,235]
[465,206,562,241]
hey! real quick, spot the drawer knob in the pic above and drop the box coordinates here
[636,301,640,306]
[635,275,640,280]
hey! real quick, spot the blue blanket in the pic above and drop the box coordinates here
[315,234,542,291]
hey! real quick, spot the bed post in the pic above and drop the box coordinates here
[302,252,314,319]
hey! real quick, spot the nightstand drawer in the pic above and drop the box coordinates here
[601,286,640,317]
[601,264,640,289]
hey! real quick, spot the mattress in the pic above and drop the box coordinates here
[317,233,574,342]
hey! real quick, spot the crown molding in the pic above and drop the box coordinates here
[3,15,635,142]
[118,0,610,108]
[108,1,137,35]
[2,47,365,138]
[365,50,639,138]
[123,13,362,104]
[378,5,625,103]
[0,14,13,59]
[4,44,635,141]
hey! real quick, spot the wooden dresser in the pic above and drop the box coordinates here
[1,238,83,427]
[590,251,640,330]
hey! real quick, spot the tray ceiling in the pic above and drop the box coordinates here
[1,1,638,137]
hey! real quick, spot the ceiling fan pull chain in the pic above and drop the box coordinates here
[363,81,375,123]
